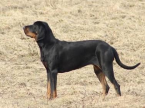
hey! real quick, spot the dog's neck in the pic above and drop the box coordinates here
[37,32,58,49]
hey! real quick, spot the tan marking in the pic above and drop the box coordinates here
[94,65,108,96]
[42,62,47,68]
[47,80,51,99]
[24,27,37,40]
[47,81,57,99]
[52,89,57,98]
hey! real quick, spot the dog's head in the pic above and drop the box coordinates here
[23,21,52,41]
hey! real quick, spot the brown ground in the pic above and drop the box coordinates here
[0,0,145,108]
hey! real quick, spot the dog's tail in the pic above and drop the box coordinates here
[112,48,140,69]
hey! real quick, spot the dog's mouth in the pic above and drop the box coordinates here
[23,27,37,39]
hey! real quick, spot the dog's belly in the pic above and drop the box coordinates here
[57,56,98,73]
[58,62,89,73]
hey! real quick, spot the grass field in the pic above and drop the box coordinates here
[0,0,145,108]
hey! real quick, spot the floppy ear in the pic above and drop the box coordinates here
[36,24,46,41]
[36,22,52,41]
[42,22,52,34]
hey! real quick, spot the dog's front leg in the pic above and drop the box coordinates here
[46,72,51,99]
[49,70,58,99]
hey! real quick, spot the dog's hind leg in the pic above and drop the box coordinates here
[101,63,121,96]
[93,65,110,97]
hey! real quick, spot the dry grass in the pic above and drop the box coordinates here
[0,0,145,108]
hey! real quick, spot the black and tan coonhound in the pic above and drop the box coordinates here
[23,21,140,99]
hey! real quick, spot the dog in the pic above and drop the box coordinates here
[23,21,140,99]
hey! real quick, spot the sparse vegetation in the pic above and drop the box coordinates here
[0,0,144,108]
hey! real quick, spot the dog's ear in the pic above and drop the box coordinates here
[36,21,52,41]
[42,22,50,30]
[42,22,52,35]
[36,23,46,41]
